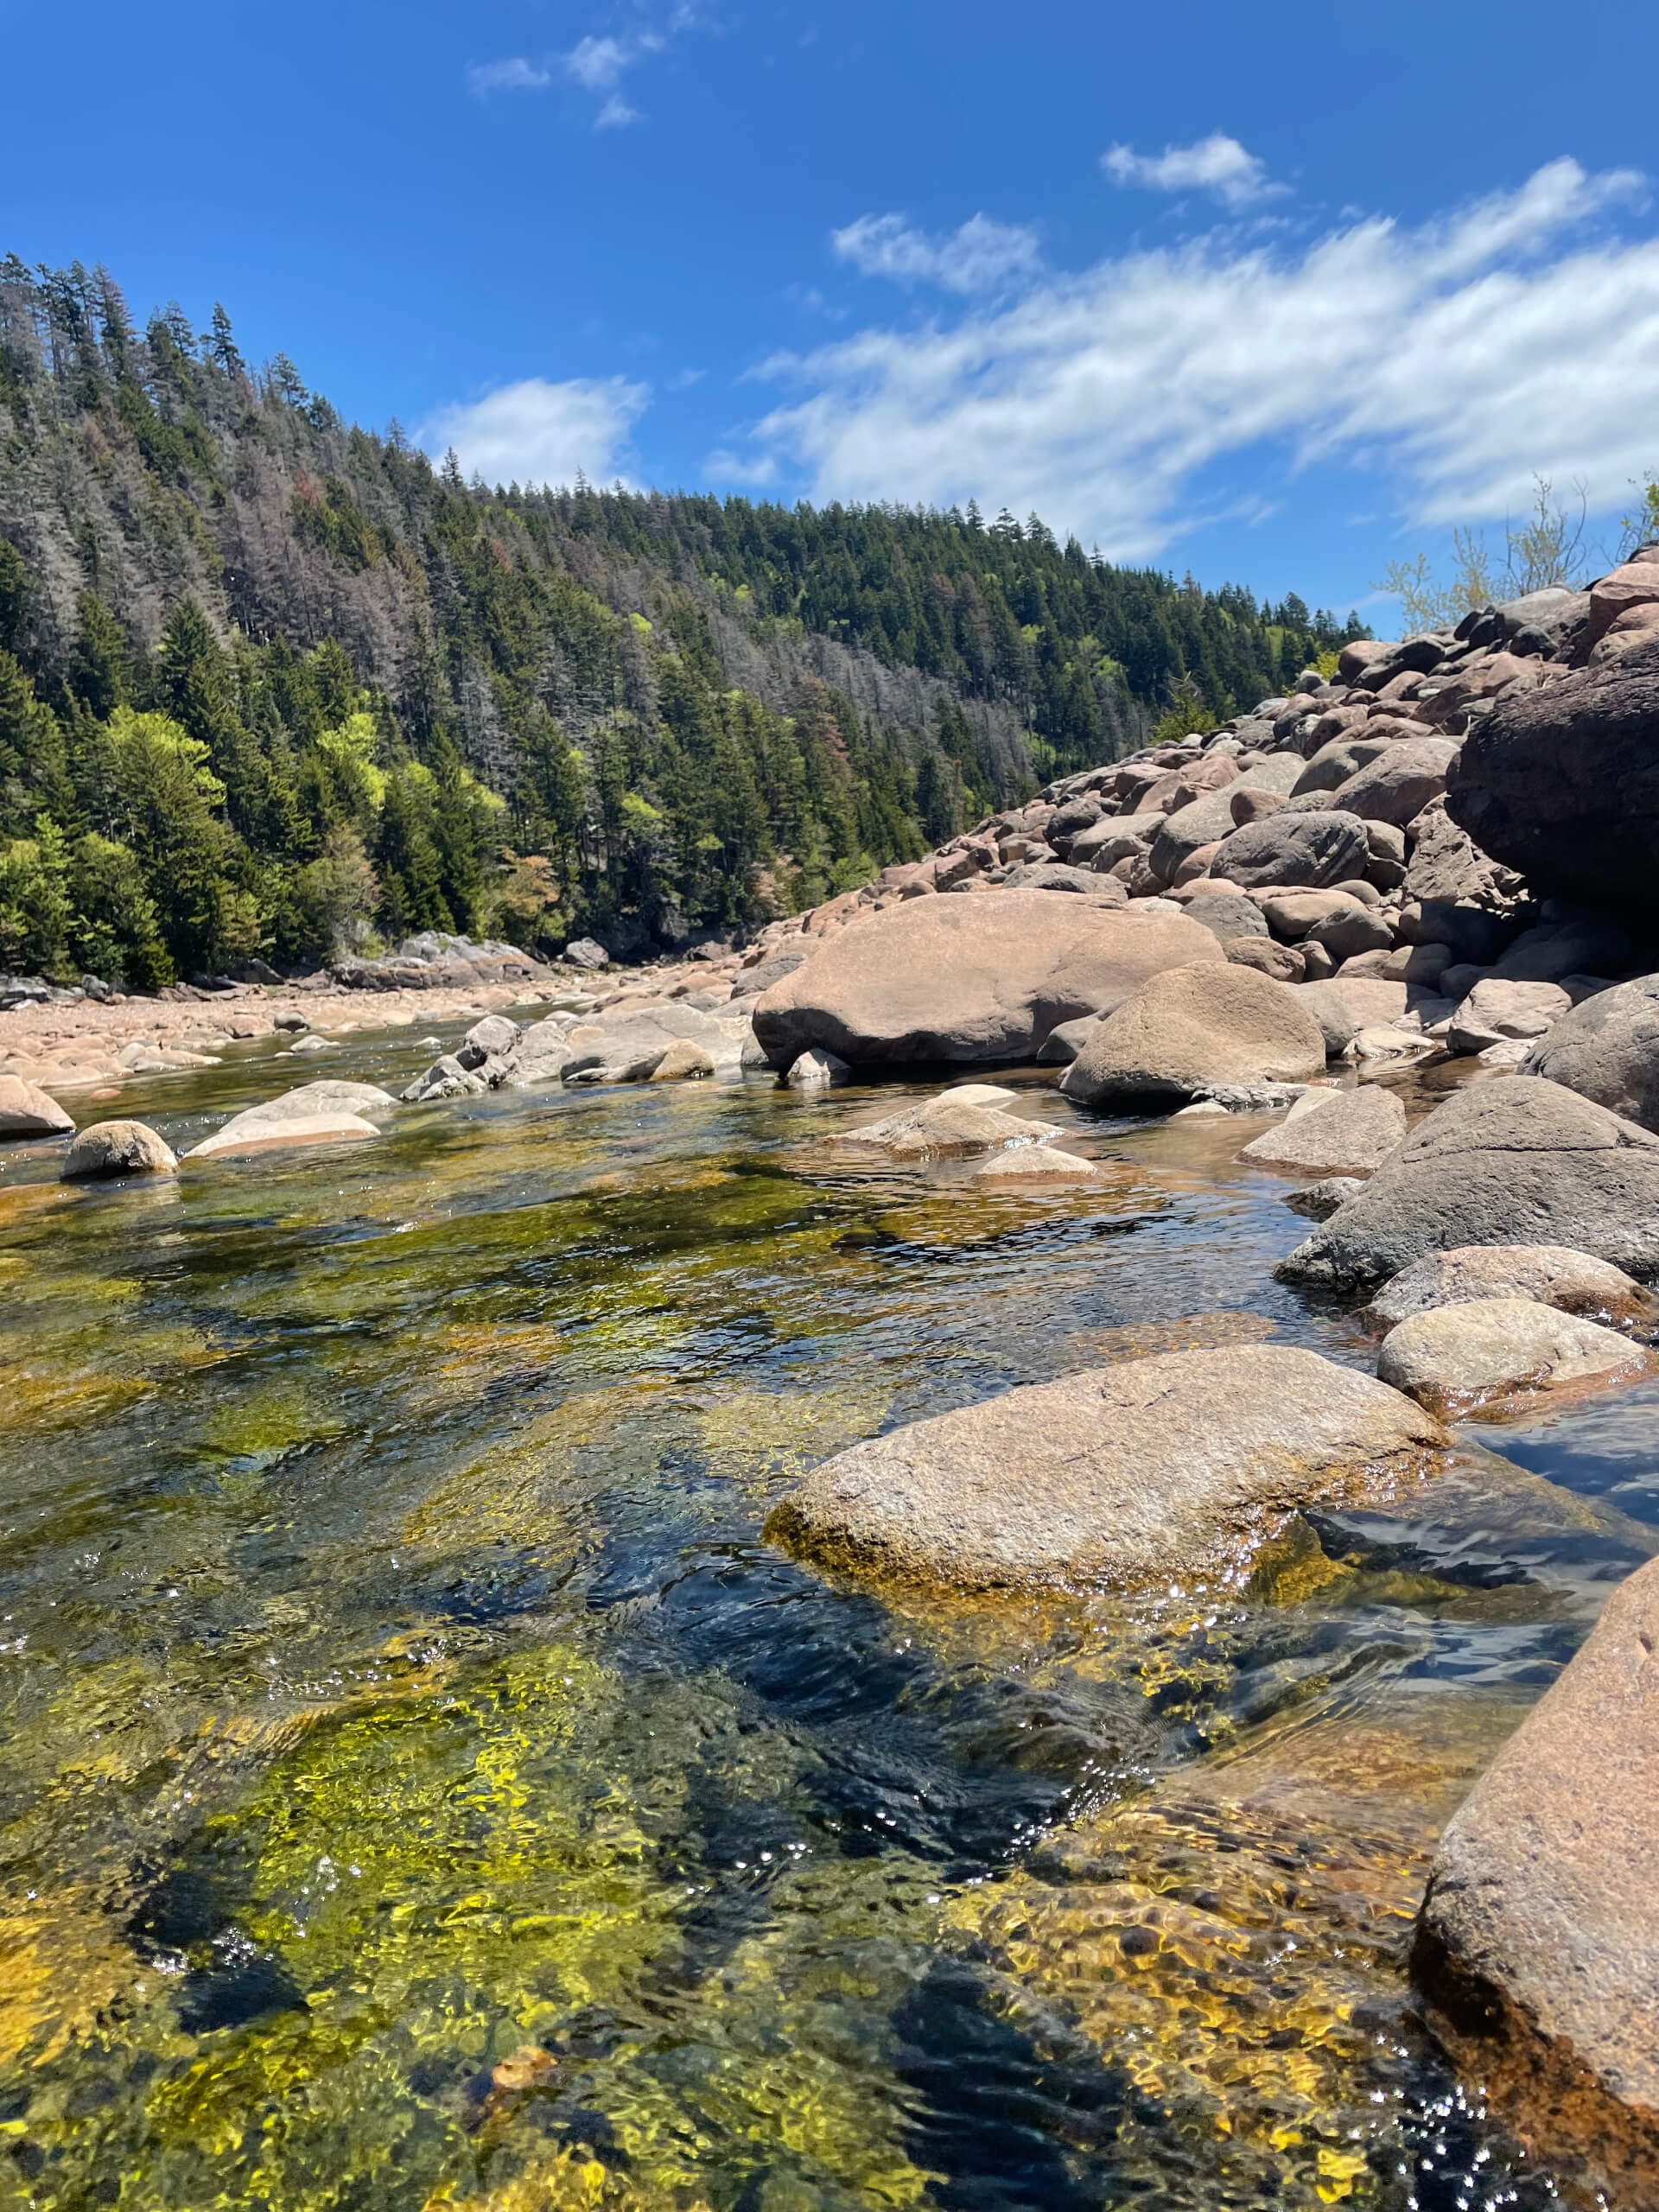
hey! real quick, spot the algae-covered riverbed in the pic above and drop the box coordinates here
[3,1020,1656,2211]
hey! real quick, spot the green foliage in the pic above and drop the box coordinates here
[0,251,1375,984]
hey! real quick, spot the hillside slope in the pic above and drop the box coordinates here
[0,256,1363,981]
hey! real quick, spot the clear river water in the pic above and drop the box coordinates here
[3,1015,1656,2212]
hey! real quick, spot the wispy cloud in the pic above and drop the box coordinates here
[467,7,709,127]
[420,377,650,491]
[721,159,1657,558]
[1103,132,1285,210]
[832,213,1043,296]
[466,56,552,97]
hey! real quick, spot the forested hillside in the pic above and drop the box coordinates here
[0,255,1364,982]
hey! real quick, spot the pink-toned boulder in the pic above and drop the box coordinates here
[0,1074,73,1139]
[752,892,1224,1068]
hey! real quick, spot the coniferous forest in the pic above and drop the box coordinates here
[0,256,1365,983]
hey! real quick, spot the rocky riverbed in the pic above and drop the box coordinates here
[5,580,1659,2208]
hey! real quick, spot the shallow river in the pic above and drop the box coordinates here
[3,1020,1656,2212]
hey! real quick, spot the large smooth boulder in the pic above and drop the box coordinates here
[0,1074,73,1138]
[1376,1297,1650,1414]
[1061,963,1326,1107]
[766,1345,1445,1593]
[1447,636,1659,912]
[1292,977,1408,1055]
[753,893,1223,1068]
[60,1120,177,1179]
[1291,732,1392,795]
[1207,810,1372,891]
[1148,785,1255,881]
[1237,1084,1406,1176]
[1175,889,1269,944]
[1525,974,1659,1133]
[1277,1077,1659,1289]
[233,1080,398,1126]
[1367,1243,1659,1332]
[1447,977,1570,1055]
[1413,1554,1659,2189]
[1329,736,1459,827]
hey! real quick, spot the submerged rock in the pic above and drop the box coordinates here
[1414,1552,1659,2191]
[60,1120,177,1179]
[1366,1243,1659,1333]
[969,1144,1101,1187]
[1061,963,1326,1108]
[753,892,1223,1067]
[1376,1297,1651,1414]
[766,1344,1444,1593]
[186,1112,382,1160]
[1277,1078,1659,1289]
[841,1087,1058,1160]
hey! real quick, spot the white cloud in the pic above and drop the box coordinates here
[595,93,642,129]
[726,159,1659,559]
[832,213,1043,295]
[420,378,649,491]
[467,56,553,96]
[1103,133,1283,210]
[566,34,651,91]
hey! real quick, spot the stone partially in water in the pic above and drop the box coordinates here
[0,1073,73,1138]
[186,1112,382,1160]
[841,1087,1058,1161]
[1277,1077,1659,1290]
[1376,1297,1653,1416]
[767,1344,1445,1593]
[1414,1552,1659,2193]
[1366,1243,1659,1332]
[1237,1083,1406,1176]
[969,1144,1100,1186]
[1061,963,1327,1109]
[60,1120,177,1179]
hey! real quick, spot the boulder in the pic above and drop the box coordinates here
[840,1089,1058,1160]
[785,1047,851,1090]
[1291,977,1408,1056]
[766,1344,1445,1594]
[1329,736,1459,828]
[60,1119,177,1179]
[1585,557,1659,650]
[461,1014,523,1063]
[1376,1297,1650,1414]
[1523,974,1659,1132]
[1398,798,1531,968]
[1224,938,1305,982]
[504,1017,575,1088]
[0,1074,73,1138]
[1061,963,1327,1108]
[1413,1553,1659,2191]
[650,1039,716,1081]
[186,1112,381,1161]
[752,893,1224,1069]
[1148,785,1254,881]
[564,937,610,969]
[1447,977,1571,1055]
[1182,889,1269,943]
[1001,861,1128,902]
[1237,1083,1407,1176]
[1208,810,1372,892]
[1366,1243,1659,1332]
[1488,915,1633,986]
[238,1080,398,1122]
[1285,1175,1366,1220]
[403,1053,487,1103]
[1447,636,1659,912]
[1033,1014,1101,1065]
[1277,1077,1659,1289]
[1291,733,1392,795]
[969,1145,1102,1188]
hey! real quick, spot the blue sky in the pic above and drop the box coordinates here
[6,1,1656,617]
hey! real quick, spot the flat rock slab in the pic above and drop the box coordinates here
[1376,1297,1651,1415]
[1414,1552,1659,2190]
[753,893,1223,1067]
[766,1344,1445,1594]
[60,1120,177,1179]
[1277,1077,1659,1290]
[1062,963,1326,1107]
[186,1112,382,1160]
[1367,1243,1659,1332]
[1237,1083,1407,1176]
